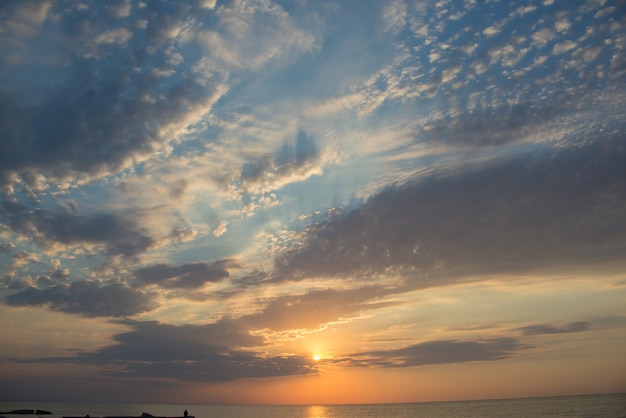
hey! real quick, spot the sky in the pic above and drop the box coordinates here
[1,0,626,406]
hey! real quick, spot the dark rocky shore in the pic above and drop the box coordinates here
[1,410,192,418]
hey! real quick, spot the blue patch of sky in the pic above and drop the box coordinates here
[54,179,120,214]
[168,233,238,266]
[168,203,288,266]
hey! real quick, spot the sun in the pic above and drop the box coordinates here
[312,354,321,361]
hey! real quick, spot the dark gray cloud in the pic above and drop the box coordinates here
[4,206,154,256]
[274,137,626,283]
[108,351,313,382]
[18,319,315,382]
[133,260,233,289]
[0,74,219,188]
[0,1,218,192]
[4,280,154,317]
[515,321,591,336]
[346,338,530,368]
[90,319,265,361]
[419,99,563,147]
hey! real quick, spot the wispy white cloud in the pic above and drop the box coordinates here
[196,0,317,70]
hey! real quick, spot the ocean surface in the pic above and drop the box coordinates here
[1,393,625,418]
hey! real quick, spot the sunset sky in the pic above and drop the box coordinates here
[1,0,626,405]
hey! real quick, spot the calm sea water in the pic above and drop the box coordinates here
[1,393,624,418]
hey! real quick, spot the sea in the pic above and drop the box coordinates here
[1,393,625,418]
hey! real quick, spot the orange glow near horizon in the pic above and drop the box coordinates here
[193,342,626,406]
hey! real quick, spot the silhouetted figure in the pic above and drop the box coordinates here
[183,410,188,417]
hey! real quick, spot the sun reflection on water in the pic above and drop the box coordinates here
[305,405,329,418]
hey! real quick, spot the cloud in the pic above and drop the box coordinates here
[132,260,233,290]
[487,44,528,67]
[212,220,229,238]
[532,28,555,46]
[552,40,577,54]
[0,1,226,194]
[5,280,154,317]
[93,28,132,45]
[483,26,500,37]
[241,128,319,184]
[418,100,561,147]
[0,73,223,192]
[10,249,40,268]
[112,352,313,382]
[4,206,155,256]
[3,0,52,37]
[106,0,132,18]
[554,18,572,33]
[19,319,316,382]
[346,338,530,368]
[200,0,217,10]
[0,242,16,253]
[382,0,408,35]
[274,137,626,283]
[237,128,331,196]
[515,321,591,336]
[573,45,602,63]
[513,5,537,17]
[196,0,317,70]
